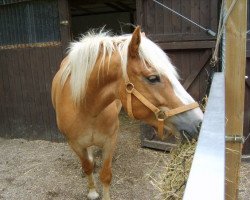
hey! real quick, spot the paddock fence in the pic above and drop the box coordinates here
[183,72,225,200]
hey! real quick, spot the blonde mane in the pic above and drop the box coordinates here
[61,30,180,104]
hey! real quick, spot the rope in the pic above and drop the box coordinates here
[153,0,216,37]
[211,0,239,67]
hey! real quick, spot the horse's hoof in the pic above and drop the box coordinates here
[87,189,99,200]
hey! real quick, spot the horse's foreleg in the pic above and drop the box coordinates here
[70,143,99,200]
[100,134,117,200]
[85,147,99,200]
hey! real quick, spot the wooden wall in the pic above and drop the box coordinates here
[0,0,70,141]
[137,0,218,41]
[0,46,64,141]
[136,0,219,102]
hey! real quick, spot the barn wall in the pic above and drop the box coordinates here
[137,0,218,41]
[0,0,70,141]
[136,0,219,102]
[138,0,221,149]
[0,46,63,140]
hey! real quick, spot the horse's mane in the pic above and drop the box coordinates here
[61,30,179,104]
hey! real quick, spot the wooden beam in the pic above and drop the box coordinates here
[225,0,247,199]
[148,33,216,43]
[157,41,216,50]
[183,50,211,90]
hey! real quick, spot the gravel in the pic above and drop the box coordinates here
[0,112,249,200]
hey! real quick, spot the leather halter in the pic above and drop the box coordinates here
[125,81,199,139]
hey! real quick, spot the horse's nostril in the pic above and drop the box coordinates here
[197,121,202,131]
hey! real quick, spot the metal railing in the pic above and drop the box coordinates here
[183,73,225,200]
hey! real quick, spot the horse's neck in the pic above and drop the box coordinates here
[82,53,122,116]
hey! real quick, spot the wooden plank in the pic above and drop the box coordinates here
[2,50,13,137]
[47,46,64,142]
[181,50,190,85]
[7,48,22,139]
[157,40,216,50]
[163,0,172,34]
[14,49,29,138]
[225,0,247,199]
[188,50,202,101]
[181,0,191,33]
[148,33,215,43]
[146,0,155,34]
[183,49,211,90]
[135,0,142,25]
[154,0,164,34]
[140,123,176,151]
[21,49,34,137]
[0,50,9,137]
[29,47,48,140]
[20,49,35,139]
[191,0,200,33]
[198,51,211,101]
[210,0,219,32]
[40,47,53,141]
[200,0,209,34]
[171,0,181,33]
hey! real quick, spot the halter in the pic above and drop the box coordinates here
[125,81,199,139]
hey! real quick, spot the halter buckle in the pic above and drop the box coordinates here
[126,82,134,94]
[155,110,166,120]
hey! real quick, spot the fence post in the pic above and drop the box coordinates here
[225,0,247,199]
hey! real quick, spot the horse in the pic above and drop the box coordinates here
[51,26,203,200]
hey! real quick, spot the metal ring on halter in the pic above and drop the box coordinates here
[155,110,166,120]
[126,82,134,93]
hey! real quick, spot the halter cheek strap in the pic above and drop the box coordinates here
[125,81,199,139]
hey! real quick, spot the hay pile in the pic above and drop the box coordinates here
[149,97,207,199]
[157,140,197,199]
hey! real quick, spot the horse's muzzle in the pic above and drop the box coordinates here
[169,108,203,140]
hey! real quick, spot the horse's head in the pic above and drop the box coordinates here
[119,27,203,139]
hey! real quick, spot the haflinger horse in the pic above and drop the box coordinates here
[51,26,203,200]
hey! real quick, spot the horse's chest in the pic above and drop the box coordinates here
[76,129,108,148]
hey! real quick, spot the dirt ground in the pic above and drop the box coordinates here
[0,112,249,200]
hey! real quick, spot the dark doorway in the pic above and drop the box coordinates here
[69,0,136,38]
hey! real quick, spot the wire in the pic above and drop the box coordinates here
[152,0,216,37]
[211,0,238,66]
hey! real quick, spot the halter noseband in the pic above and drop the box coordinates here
[125,81,199,139]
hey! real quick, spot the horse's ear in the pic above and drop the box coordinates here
[129,26,141,57]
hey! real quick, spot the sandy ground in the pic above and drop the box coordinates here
[0,112,249,200]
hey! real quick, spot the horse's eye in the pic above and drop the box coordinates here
[146,75,161,84]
